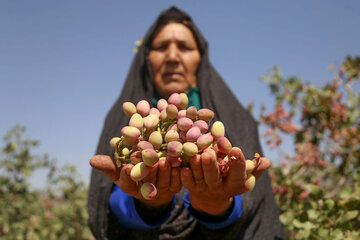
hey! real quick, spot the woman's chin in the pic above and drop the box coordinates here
[158,84,189,98]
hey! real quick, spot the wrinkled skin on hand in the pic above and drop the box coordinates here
[90,155,182,208]
[180,147,271,216]
[90,146,270,215]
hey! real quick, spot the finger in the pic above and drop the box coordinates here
[253,157,271,179]
[181,167,196,192]
[114,164,138,196]
[189,154,205,186]
[169,167,181,193]
[89,155,121,181]
[143,162,158,185]
[225,147,246,190]
[201,151,222,190]
[156,158,171,190]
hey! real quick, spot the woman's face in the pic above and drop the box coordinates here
[149,23,201,98]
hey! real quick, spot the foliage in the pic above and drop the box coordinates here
[0,125,92,240]
[260,56,360,239]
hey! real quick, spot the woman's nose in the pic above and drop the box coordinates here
[166,44,180,63]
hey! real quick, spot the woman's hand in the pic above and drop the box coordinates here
[90,155,182,208]
[180,148,271,216]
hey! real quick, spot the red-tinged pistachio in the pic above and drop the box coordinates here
[137,141,154,151]
[123,102,137,117]
[244,174,256,192]
[121,126,141,140]
[183,142,198,157]
[143,114,159,131]
[219,163,229,177]
[246,160,255,174]
[186,126,201,142]
[148,131,162,150]
[177,117,193,132]
[218,156,230,177]
[177,110,186,119]
[197,108,214,122]
[166,155,182,167]
[130,162,150,182]
[167,141,183,157]
[197,133,214,150]
[129,113,143,130]
[160,109,167,120]
[217,136,232,155]
[166,104,178,119]
[194,120,208,134]
[168,93,181,109]
[110,137,121,150]
[140,182,157,200]
[157,99,168,112]
[179,93,188,110]
[142,149,159,166]
[136,100,150,117]
[179,131,187,142]
[149,107,160,117]
[165,130,179,143]
[212,144,219,155]
[130,151,142,165]
[122,137,138,147]
[167,123,178,131]
[131,144,138,152]
[211,121,225,139]
[186,106,197,120]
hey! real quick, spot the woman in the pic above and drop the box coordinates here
[88,6,285,239]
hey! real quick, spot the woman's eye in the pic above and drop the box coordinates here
[153,45,167,51]
[179,45,191,51]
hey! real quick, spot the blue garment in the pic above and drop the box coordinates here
[110,89,242,230]
[110,185,176,230]
[110,185,243,230]
[183,193,242,230]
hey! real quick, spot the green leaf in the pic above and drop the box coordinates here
[293,219,316,230]
[295,229,310,239]
[310,201,318,209]
[324,199,335,210]
[330,229,344,240]
[279,211,294,225]
[343,210,358,221]
[307,184,323,199]
[318,228,329,238]
[307,209,318,221]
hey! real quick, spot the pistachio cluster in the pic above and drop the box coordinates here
[109,93,260,200]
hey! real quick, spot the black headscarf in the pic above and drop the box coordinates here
[88,6,285,240]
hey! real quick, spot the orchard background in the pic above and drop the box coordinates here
[1,56,358,239]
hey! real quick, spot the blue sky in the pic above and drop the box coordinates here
[1,1,359,187]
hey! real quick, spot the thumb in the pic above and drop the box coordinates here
[90,155,121,181]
